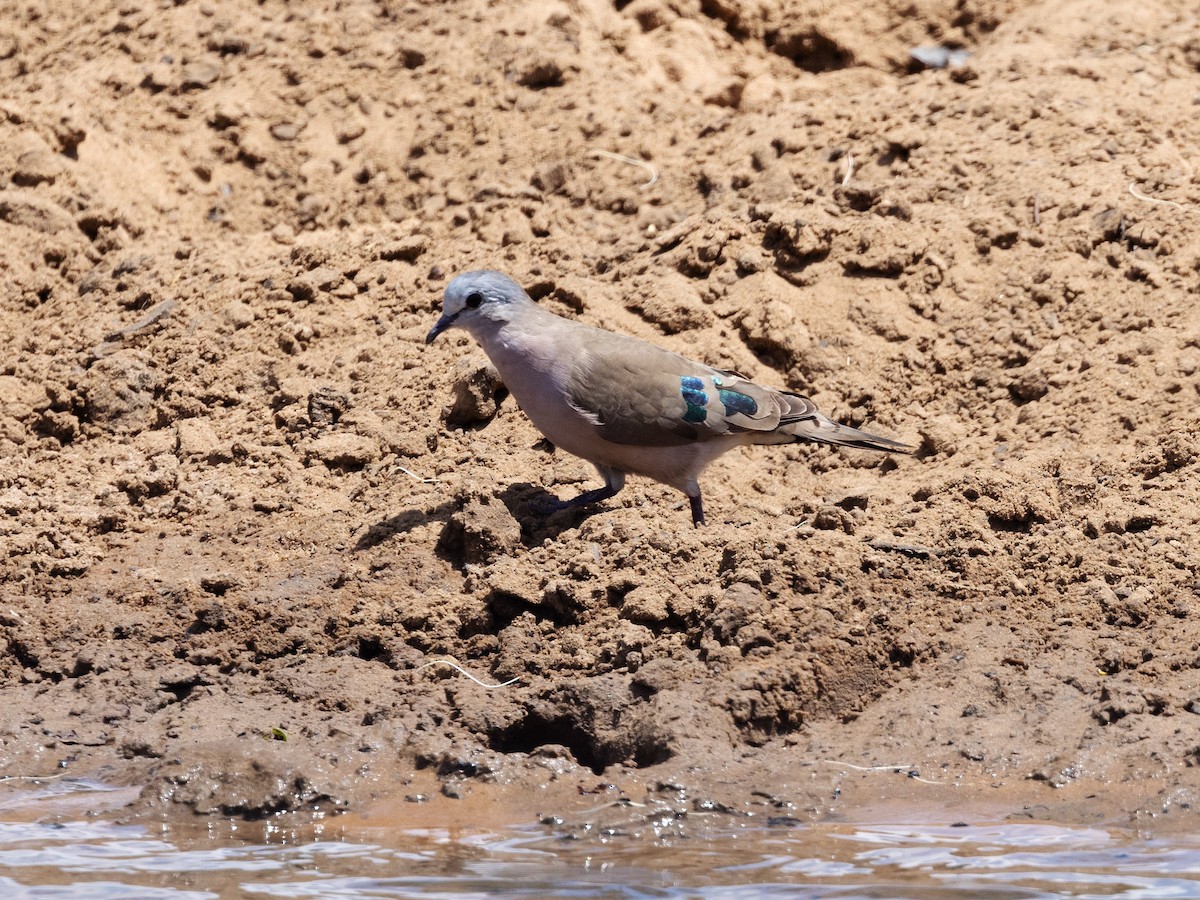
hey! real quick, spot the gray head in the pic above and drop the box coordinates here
[425,270,531,344]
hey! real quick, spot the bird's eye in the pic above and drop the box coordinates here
[465,291,484,309]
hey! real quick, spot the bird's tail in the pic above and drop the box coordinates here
[766,392,912,453]
[789,414,912,452]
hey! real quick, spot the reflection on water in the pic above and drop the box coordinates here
[1,780,1199,899]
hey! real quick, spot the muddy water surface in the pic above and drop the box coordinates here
[2,780,1199,899]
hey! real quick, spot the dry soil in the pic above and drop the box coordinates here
[2,0,1200,830]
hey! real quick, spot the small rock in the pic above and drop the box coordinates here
[0,190,80,236]
[0,375,47,421]
[116,452,179,500]
[631,658,689,694]
[709,583,768,645]
[286,275,318,303]
[208,103,244,129]
[621,585,669,624]
[176,418,229,464]
[376,235,427,262]
[0,30,18,61]
[306,433,379,469]
[1009,366,1049,402]
[309,266,343,292]
[909,45,972,70]
[12,147,66,186]
[918,415,963,457]
[438,495,521,565]
[308,387,350,426]
[180,61,221,89]
[81,350,158,433]
[445,358,506,428]
[627,274,712,334]
[485,558,540,605]
[222,300,255,329]
[337,122,365,144]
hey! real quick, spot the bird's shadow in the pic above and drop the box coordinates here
[497,482,610,542]
[353,501,457,551]
[352,487,607,553]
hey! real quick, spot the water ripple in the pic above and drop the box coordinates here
[0,809,1199,898]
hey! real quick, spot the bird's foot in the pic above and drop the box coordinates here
[527,485,619,517]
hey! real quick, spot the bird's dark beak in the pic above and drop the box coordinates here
[425,312,457,345]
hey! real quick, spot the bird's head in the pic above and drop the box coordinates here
[425,270,529,344]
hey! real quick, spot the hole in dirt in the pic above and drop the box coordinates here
[490,713,609,774]
[161,680,199,703]
[488,711,670,775]
[630,681,655,701]
[888,645,916,668]
[767,27,852,73]
[354,635,388,662]
[699,0,749,39]
[986,512,1044,534]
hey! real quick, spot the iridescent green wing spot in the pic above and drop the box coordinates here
[718,389,757,417]
[680,376,708,423]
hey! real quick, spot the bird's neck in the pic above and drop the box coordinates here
[472,304,571,384]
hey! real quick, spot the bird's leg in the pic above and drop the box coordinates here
[689,493,705,527]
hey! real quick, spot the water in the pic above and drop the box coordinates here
[2,780,1199,899]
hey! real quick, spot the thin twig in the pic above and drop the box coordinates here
[588,149,658,188]
[412,659,520,688]
[393,464,438,484]
[0,772,69,783]
[105,299,179,341]
[822,761,914,772]
[93,299,180,357]
[1127,181,1186,210]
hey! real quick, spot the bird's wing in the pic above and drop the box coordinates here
[564,330,789,447]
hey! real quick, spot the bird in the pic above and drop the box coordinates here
[426,270,910,526]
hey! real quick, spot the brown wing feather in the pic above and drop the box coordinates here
[563,327,910,452]
[566,332,789,446]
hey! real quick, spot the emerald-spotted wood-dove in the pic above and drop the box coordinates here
[426,270,909,526]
